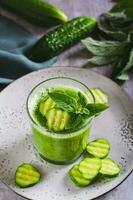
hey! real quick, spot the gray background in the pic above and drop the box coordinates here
[0,0,133,199]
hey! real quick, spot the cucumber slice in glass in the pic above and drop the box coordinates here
[46,108,70,132]
[39,97,56,116]
[86,88,108,104]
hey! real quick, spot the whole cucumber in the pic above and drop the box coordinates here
[0,0,68,26]
[28,16,97,61]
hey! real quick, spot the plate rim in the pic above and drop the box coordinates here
[0,66,133,200]
[1,67,133,102]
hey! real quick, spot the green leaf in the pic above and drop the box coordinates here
[122,48,133,72]
[48,91,76,112]
[98,20,127,41]
[111,45,132,80]
[86,103,109,116]
[106,0,133,29]
[77,91,87,107]
[114,48,133,80]
[65,114,83,130]
[82,37,126,57]
[88,55,118,66]
[82,108,90,116]
[110,0,133,18]
[128,32,133,43]
[116,72,129,80]
[106,12,133,24]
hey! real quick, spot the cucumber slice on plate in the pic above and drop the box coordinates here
[46,108,70,132]
[69,164,92,187]
[100,158,120,177]
[79,157,101,179]
[86,138,110,158]
[86,88,108,104]
[39,97,56,116]
[15,163,41,188]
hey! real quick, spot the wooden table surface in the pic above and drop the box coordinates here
[0,0,133,199]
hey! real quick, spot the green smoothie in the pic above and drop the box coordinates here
[29,86,93,164]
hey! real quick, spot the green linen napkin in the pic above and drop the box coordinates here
[0,16,57,84]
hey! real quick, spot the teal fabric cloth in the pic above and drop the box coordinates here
[0,16,57,84]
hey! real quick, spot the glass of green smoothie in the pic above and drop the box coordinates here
[26,77,95,164]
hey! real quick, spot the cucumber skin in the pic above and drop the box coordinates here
[0,0,68,26]
[15,163,41,188]
[28,16,97,61]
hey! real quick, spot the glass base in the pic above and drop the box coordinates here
[33,146,82,165]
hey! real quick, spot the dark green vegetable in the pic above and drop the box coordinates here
[0,0,68,26]
[28,16,97,62]
[15,163,41,188]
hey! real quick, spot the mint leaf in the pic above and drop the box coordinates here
[106,11,132,24]
[77,91,87,107]
[82,37,126,57]
[98,20,127,41]
[82,108,90,116]
[48,91,76,112]
[65,114,84,130]
[88,55,118,66]
[117,72,129,80]
[86,103,109,116]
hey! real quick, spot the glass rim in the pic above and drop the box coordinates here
[26,77,95,135]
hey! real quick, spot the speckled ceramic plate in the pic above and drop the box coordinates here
[0,67,133,200]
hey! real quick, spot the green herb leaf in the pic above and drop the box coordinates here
[48,91,76,112]
[88,55,118,66]
[110,0,133,18]
[106,12,133,25]
[65,114,83,130]
[82,108,90,116]
[77,91,87,107]
[114,48,133,80]
[82,37,125,57]
[82,0,133,82]
[111,45,132,80]
[86,103,109,116]
[116,72,129,80]
[122,48,133,72]
[98,20,127,41]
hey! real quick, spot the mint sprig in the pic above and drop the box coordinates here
[48,90,108,117]
[82,0,133,81]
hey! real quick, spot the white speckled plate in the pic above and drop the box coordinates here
[0,67,133,200]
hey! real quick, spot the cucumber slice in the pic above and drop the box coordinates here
[86,138,110,158]
[69,164,92,187]
[39,97,56,116]
[100,158,120,177]
[79,158,101,179]
[86,88,108,104]
[15,163,41,188]
[46,108,70,132]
